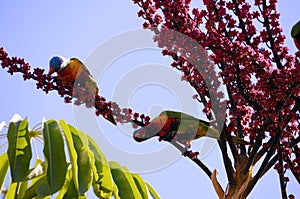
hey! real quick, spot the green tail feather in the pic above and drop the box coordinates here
[206,126,250,145]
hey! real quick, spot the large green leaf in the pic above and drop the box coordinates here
[43,120,68,193]
[17,180,28,199]
[55,168,77,199]
[7,118,32,182]
[68,125,93,195]
[145,182,160,199]
[21,159,45,198]
[6,181,18,199]
[22,174,49,198]
[0,153,9,190]
[132,173,149,199]
[61,178,80,199]
[59,119,79,190]
[112,182,121,199]
[109,161,143,199]
[87,135,114,198]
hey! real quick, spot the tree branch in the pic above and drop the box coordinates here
[218,132,237,186]
[227,82,246,156]
[243,127,281,197]
[242,116,271,174]
[211,169,225,199]
[277,143,288,199]
[170,140,213,178]
[262,0,283,69]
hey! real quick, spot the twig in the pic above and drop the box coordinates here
[170,140,213,178]
[211,169,224,199]
[243,127,280,197]
[218,134,236,186]
[277,143,288,199]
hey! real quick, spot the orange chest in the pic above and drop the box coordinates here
[57,62,82,82]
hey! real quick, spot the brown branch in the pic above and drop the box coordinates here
[218,131,237,186]
[243,127,280,197]
[170,140,213,178]
[262,0,283,69]
[242,116,271,174]
[253,99,300,166]
[252,136,275,166]
[261,154,278,177]
[277,143,288,199]
[211,170,225,198]
[242,83,297,173]
[232,0,252,44]
[285,155,300,184]
[227,82,246,156]
[260,135,300,184]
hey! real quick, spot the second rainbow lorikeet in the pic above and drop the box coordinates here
[48,56,116,125]
[291,20,300,50]
[133,110,248,148]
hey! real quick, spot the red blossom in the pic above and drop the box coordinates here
[133,0,300,196]
[0,47,149,127]
[289,194,295,199]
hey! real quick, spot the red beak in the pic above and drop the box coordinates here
[48,67,55,76]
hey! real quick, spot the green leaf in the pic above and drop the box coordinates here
[22,174,50,199]
[59,119,79,190]
[59,171,79,199]
[145,182,160,199]
[68,125,92,195]
[132,173,149,199]
[77,147,92,195]
[6,181,18,199]
[7,118,32,182]
[112,182,121,199]
[87,135,114,198]
[109,161,143,199]
[0,153,9,189]
[17,180,28,199]
[55,168,74,199]
[43,120,68,193]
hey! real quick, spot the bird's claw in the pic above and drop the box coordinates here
[182,150,199,159]
[159,130,177,142]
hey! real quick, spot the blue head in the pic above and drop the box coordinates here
[48,56,68,75]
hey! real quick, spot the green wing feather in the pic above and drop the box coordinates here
[162,110,210,126]
[161,110,214,142]
[291,21,300,38]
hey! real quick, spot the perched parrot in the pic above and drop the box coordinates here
[48,56,99,95]
[133,110,248,148]
[291,20,300,50]
[48,56,116,125]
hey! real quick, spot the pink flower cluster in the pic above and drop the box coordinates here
[133,0,300,195]
[0,47,149,127]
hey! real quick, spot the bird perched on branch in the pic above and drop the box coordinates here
[48,56,99,95]
[291,20,300,50]
[133,110,248,148]
[48,56,116,125]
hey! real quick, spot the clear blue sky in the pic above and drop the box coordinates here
[0,1,299,198]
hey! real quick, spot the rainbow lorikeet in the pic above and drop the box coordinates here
[48,56,116,125]
[48,56,99,95]
[133,110,248,148]
[291,21,300,50]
